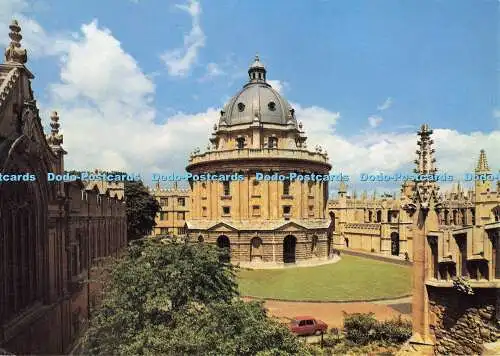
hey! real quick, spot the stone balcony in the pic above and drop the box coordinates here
[187,148,329,166]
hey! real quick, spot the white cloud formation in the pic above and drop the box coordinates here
[198,62,224,81]
[377,97,393,111]
[6,9,498,193]
[368,115,383,128]
[0,0,70,58]
[160,0,205,77]
[268,79,290,94]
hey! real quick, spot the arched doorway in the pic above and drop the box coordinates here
[283,235,296,263]
[250,237,263,262]
[391,232,400,256]
[217,235,230,262]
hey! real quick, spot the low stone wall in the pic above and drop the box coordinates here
[428,287,499,355]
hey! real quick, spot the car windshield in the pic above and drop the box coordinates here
[290,319,299,325]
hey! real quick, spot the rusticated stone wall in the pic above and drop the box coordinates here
[428,286,499,355]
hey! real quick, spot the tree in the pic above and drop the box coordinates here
[83,239,311,355]
[124,180,160,241]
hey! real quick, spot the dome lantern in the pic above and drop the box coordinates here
[248,54,266,83]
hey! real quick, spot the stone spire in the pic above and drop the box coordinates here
[46,111,63,146]
[248,54,266,83]
[408,124,441,210]
[414,124,437,176]
[475,149,490,173]
[4,20,27,64]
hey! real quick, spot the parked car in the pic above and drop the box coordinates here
[289,316,328,336]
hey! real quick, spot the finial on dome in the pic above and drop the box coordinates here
[4,20,27,64]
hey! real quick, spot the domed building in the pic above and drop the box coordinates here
[185,56,337,265]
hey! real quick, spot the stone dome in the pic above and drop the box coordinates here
[219,55,297,127]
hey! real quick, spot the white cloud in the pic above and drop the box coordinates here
[198,62,224,81]
[377,97,393,111]
[41,20,215,174]
[160,0,205,77]
[368,115,383,128]
[493,109,500,118]
[0,0,71,58]
[268,79,290,94]
[7,10,498,193]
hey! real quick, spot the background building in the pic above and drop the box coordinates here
[0,21,127,355]
[149,182,190,236]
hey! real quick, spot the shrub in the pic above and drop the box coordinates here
[343,313,412,346]
[375,316,412,343]
[343,312,378,345]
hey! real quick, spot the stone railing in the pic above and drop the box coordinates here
[344,223,381,232]
[188,148,329,165]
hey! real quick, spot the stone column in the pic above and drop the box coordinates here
[410,208,434,348]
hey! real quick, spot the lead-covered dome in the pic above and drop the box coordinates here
[219,55,297,127]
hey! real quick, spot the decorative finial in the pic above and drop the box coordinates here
[476,149,490,172]
[46,111,63,146]
[4,20,27,64]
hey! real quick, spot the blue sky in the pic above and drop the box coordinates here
[1,0,499,193]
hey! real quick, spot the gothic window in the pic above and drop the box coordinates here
[178,197,185,206]
[1,179,44,322]
[376,210,382,223]
[202,207,207,217]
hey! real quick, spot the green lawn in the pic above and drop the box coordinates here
[237,255,411,301]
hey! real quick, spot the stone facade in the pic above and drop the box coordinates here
[428,287,498,355]
[0,21,127,355]
[184,56,336,266]
[149,182,190,236]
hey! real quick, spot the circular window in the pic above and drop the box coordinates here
[238,102,245,112]
[268,102,276,111]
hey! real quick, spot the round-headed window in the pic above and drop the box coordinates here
[238,102,245,112]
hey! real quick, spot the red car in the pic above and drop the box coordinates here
[289,316,328,336]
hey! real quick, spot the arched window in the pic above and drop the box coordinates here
[268,136,278,148]
[283,180,290,195]
[236,137,245,149]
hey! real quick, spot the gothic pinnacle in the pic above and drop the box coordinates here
[4,20,27,64]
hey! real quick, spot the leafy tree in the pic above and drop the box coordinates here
[83,239,311,356]
[123,179,160,241]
